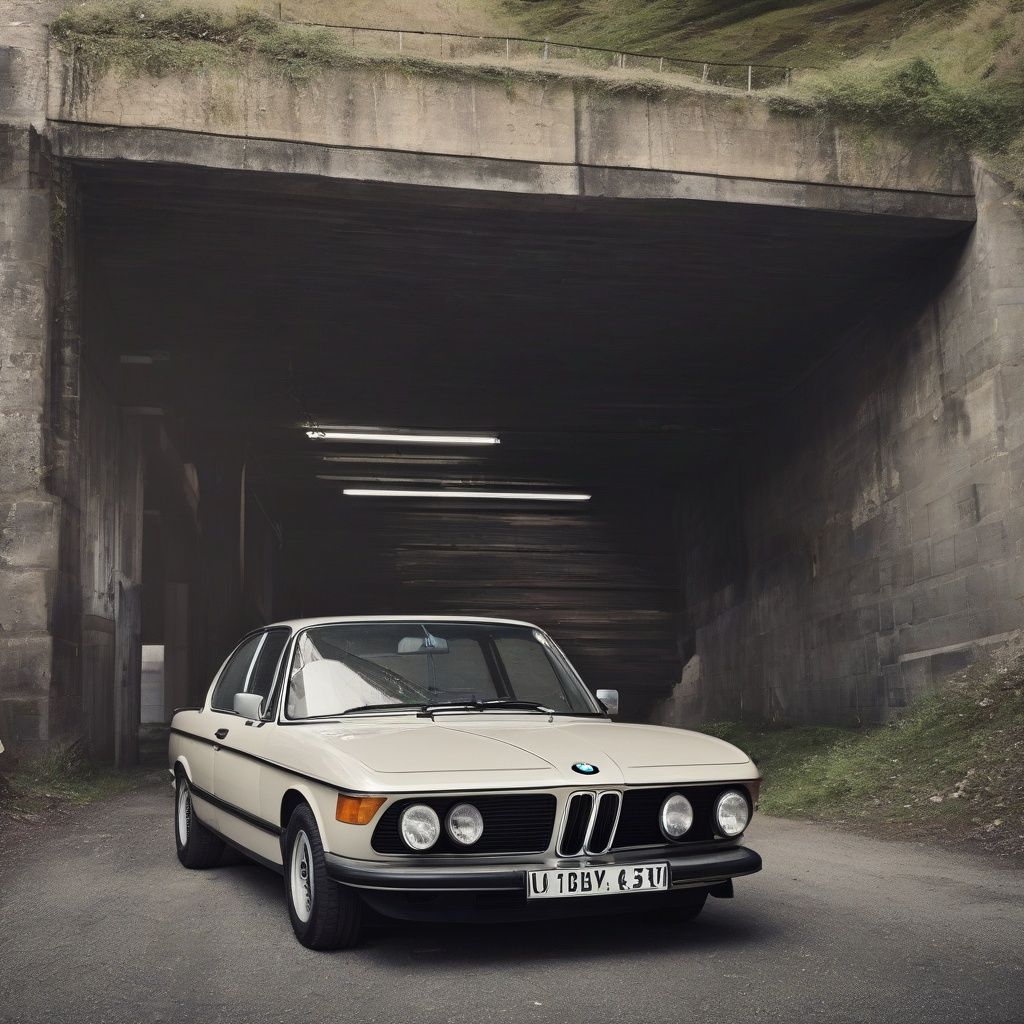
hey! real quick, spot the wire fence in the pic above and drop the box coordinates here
[278,14,809,93]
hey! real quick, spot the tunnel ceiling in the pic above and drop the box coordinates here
[77,161,969,510]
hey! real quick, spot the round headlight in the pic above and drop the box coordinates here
[659,793,694,840]
[399,804,440,851]
[714,790,750,837]
[446,802,484,846]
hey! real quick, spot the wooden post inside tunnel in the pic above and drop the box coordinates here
[194,447,248,688]
[114,577,141,767]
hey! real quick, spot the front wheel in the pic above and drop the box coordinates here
[175,774,224,869]
[284,804,362,950]
[669,889,708,921]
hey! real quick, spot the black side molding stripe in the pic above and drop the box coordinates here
[172,727,567,797]
[170,726,348,792]
[188,780,283,836]
[204,820,285,875]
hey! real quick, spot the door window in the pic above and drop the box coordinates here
[210,633,263,712]
[247,629,290,715]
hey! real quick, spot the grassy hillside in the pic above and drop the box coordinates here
[704,639,1024,859]
[503,0,1009,68]
[504,1,1024,188]
[283,0,512,34]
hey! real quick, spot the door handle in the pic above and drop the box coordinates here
[215,728,229,740]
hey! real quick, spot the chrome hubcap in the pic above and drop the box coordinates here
[290,830,314,923]
[176,783,190,846]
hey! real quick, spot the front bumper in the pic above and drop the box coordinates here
[325,844,761,893]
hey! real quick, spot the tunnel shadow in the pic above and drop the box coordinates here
[218,856,778,965]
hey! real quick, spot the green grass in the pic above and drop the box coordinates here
[792,56,1024,153]
[50,1,690,95]
[0,745,160,822]
[502,0,1024,190]
[503,0,989,69]
[703,645,1024,857]
[51,3,354,81]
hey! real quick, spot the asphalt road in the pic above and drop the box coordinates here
[1,783,1021,1024]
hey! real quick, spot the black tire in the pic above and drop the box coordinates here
[651,889,708,923]
[175,773,225,869]
[676,891,708,921]
[284,804,362,950]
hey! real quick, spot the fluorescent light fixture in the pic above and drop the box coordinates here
[342,488,591,502]
[307,429,499,446]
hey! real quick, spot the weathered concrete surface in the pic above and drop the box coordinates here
[46,50,974,219]
[0,3,63,744]
[661,164,1024,726]
[1,3,149,753]
[1,784,1022,1023]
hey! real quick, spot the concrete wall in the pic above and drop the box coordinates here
[1,2,148,754]
[659,166,1024,727]
[0,5,61,745]
[47,49,972,220]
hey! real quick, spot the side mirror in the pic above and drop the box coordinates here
[596,689,619,716]
[234,692,264,720]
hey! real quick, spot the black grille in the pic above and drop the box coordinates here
[587,792,620,853]
[372,794,557,854]
[557,792,594,856]
[612,784,752,849]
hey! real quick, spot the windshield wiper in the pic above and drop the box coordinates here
[339,699,557,718]
[478,699,555,712]
[339,702,426,716]
[417,699,555,717]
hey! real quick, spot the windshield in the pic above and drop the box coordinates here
[283,621,600,719]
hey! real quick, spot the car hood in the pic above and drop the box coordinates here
[311,715,753,787]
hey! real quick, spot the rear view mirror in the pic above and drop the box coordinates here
[234,692,264,720]
[397,635,449,654]
[596,689,619,716]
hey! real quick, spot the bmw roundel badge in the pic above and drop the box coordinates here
[572,762,599,775]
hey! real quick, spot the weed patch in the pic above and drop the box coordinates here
[704,641,1024,858]
[0,743,160,823]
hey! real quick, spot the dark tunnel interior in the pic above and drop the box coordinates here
[74,161,969,719]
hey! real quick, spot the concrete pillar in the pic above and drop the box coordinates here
[0,7,62,746]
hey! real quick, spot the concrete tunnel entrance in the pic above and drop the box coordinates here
[63,158,970,756]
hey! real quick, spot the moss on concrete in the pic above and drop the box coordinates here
[791,57,1023,165]
[704,640,1024,859]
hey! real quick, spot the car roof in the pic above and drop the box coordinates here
[263,615,542,631]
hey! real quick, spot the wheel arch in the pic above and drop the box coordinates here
[279,784,332,849]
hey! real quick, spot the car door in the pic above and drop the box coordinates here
[184,632,264,832]
[211,628,291,863]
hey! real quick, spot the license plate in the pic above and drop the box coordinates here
[526,862,669,900]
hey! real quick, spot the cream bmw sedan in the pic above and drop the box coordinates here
[169,616,762,949]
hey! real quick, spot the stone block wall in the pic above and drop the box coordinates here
[660,166,1024,726]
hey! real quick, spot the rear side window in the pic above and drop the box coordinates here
[210,634,263,712]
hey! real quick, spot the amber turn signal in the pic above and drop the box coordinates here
[336,794,386,825]
[747,779,762,809]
